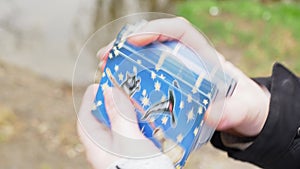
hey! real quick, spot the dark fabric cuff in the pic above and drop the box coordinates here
[211,63,300,169]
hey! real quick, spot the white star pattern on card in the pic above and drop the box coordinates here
[141,96,150,107]
[159,74,166,80]
[142,89,147,96]
[113,47,119,56]
[118,73,124,81]
[149,117,155,123]
[117,41,124,48]
[101,81,109,90]
[192,88,197,94]
[207,93,212,99]
[179,101,184,109]
[141,126,145,134]
[198,107,203,115]
[192,73,204,94]
[161,95,166,102]
[133,66,137,74]
[137,59,142,65]
[193,127,199,137]
[176,165,182,169]
[200,120,204,126]
[96,100,102,107]
[161,116,168,125]
[151,71,156,80]
[114,65,119,72]
[155,52,167,71]
[187,94,192,103]
[203,99,208,105]
[92,103,97,111]
[187,108,194,123]
[176,134,183,143]
[102,72,106,78]
[154,81,161,91]
[108,53,113,59]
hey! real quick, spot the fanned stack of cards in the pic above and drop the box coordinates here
[92,22,236,168]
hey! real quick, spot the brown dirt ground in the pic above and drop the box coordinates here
[0,60,259,169]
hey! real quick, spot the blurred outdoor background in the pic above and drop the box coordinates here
[0,0,299,168]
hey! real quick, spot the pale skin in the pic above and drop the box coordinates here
[77,17,271,169]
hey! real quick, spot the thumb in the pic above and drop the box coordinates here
[103,87,145,139]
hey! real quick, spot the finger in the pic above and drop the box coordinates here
[128,17,188,46]
[103,88,160,157]
[77,84,112,151]
[96,40,115,60]
[128,17,208,47]
[103,87,145,139]
[78,124,119,169]
[78,86,157,159]
[203,105,221,130]
[96,41,114,72]
[127,17,223,71]
[78,122,116,169]
[203,98,230,131]
[128,33,173,46]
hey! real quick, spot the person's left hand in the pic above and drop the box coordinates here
[77,85,159,169]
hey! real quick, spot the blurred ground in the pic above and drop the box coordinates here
[0,60,87,169]
[0,57,259,169]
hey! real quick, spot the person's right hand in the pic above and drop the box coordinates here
[97,17,271,137]
[77,85,160,169]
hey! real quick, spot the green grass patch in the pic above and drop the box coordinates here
[176,0,300,76]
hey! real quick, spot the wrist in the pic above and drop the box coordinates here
[252,84,270,135]
[232,82,271,137]
[219,76,271,137]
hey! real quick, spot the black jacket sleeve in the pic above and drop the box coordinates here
[210,63,300,169]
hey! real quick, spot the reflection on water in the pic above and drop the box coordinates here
[0,0,177,85]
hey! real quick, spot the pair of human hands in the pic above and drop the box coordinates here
[77,17,271,169]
